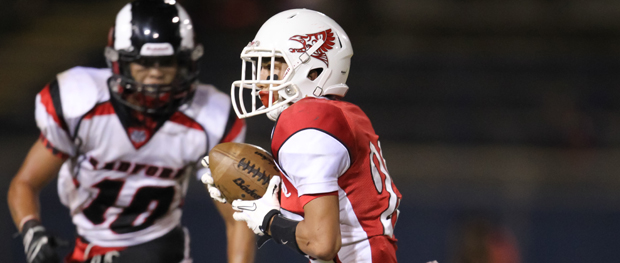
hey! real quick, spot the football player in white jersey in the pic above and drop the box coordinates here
[201,9,402,263]
[7,1,255,263]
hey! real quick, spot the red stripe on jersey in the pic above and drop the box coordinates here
[280,175,303,215]
[169,111,204,130]
[221,117,245,143]
[83,102,115,120]
[39,83,68,132]
[39,133,69,159]
[299,191,338,208]
[65,237,126,263]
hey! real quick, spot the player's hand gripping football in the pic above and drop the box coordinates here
[231,176,281,236]
[21,220,67,263]
[200,156,227,203]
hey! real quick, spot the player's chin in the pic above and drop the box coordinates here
[258,90,279,107]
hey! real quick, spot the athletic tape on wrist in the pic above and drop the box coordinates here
[270,214,305,255]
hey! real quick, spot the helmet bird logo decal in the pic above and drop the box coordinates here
[289,29,336,66]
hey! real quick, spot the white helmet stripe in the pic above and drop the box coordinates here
[175,4,194,49]
[114,3,133,50]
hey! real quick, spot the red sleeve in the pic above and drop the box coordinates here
[299,191,339,208]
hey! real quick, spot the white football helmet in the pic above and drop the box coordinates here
[231,9,353,121]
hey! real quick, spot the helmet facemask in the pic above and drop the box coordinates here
[231,47,302,121]
[107,47,201,115]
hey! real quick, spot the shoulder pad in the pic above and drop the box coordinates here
[55,66,111,119]
[181,84,239,148]
[183,84,231,121]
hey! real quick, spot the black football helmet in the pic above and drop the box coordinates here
[105,0,203,114]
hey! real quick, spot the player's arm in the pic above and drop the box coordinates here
[8,139,67,263]
[213,200,256,263]
[199,157,255,263]
[232,129,348,260]
[280,194,341,260]
[8,139,66,231]
[198,156,255,263]
[233,179,341,261]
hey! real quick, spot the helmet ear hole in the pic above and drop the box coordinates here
[307,68,323,81]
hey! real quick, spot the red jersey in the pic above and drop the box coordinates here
[271,97,401,263]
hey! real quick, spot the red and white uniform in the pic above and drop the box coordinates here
[35,66,245,248]
[271,97,401,263]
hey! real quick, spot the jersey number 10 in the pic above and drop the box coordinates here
[82,179,176,234]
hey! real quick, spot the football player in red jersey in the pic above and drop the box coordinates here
[7,1,255,263]
[201,8,402,263]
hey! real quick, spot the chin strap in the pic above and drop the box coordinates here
[312,68,332,97]
[266,103,289,121]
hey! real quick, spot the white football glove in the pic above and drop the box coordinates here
[200,156,227,203]
[232,176,281,235]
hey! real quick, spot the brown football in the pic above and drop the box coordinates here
[208,142,279,203]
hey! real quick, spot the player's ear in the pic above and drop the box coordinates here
[307,68,323,81]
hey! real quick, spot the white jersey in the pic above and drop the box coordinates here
[35,66,246,247]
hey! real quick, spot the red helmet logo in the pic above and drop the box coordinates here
[289,29,336,66]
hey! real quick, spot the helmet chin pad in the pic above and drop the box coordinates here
[258,90,272,108]
[266,104,289,121]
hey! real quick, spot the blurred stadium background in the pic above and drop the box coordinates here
[1,0,619,262]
